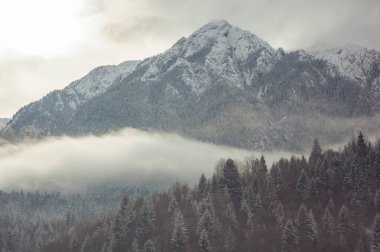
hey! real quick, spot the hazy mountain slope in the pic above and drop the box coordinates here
[2,20,380,150]
[2,60,140,138]
[309,44,380,105]
[0,118,9,130]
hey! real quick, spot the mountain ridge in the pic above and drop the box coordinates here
[1,20,379,150]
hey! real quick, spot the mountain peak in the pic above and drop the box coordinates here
[201,19,231,29]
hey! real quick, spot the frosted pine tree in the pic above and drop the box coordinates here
[224,226,235,251]
[296,170,308,199]
[198,228,211,252]
[356,238,366,252]
[308,210,319,245]
[196,209,214,236]
[143,239,156,252]
[339,234,349,251]
[371,214,380,252]
[80,234,90,252]
[281,220,298,252]
[110,214,125,252]
[137,198,156,238]
[309,138,322,165]
[168,192,179,216]
[296,204,315,250]
[321,207,334,243]
[132,238,140,252]
[224,202,237,227]
[337,204,351,236]
[240,198,254,228]
[198,174,208,199]
[171,210,188,252]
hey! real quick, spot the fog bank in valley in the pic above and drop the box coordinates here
[0,128,264,193]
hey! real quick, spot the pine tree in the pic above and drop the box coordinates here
[372,214,380,252]
[224,226,235,251]
[240,199,254,228]
[110,214,125,252]
[137,198,156,238]
[337,204,351,236]
[198,174,208,199]
[296,204,316,250]
[198,228,211,252]
[357,132,367,159]
[80,234,90,252]
[321,207,334,242]
[69,232,79,252]
[168,192,179,216]
[281,220,298,252]
[196,209,214,236]
[309,138,322,165]
[171,210,188,252]
[143,239,156,252]
[375,189,380,212]
[296,170,308,199]
[260,155,268,175]
[308,210,319,246]
[132,238,140,252]
[224,202,237,227]
[356,238,366,252]
[221,159,242,207]
[339,234,349,251]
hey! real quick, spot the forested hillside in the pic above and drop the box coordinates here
[0,133,379,251]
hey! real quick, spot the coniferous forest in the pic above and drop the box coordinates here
[1,133,380,252]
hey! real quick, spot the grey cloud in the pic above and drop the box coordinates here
[91,0,380,50]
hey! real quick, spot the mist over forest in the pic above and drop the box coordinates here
[0,128,258,192]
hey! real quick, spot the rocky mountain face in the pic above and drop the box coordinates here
[309,43,380,104]
[0,119,9,130]
[2,20,380,150]
[1,60,140,138]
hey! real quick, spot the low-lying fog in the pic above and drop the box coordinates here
[0,128,302,193]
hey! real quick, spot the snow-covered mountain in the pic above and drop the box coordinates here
[0,118,9,130]
[2,60,140,138]
[309,43,380,101]
[2,20,380,150]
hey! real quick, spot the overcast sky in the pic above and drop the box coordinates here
[0,0,379,117]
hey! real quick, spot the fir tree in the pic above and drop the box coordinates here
[198,228,211,252]
[137,198,156,238]
[132,238,140,252]
[296,204,316,250]
[357,132,367,159]
[143,239,156,252]
[224,226,235,251]
[281,220,298,252]
[309,138,322,165]
[171,210,188,252]
[260,155,268,175]
[296,170,308,199]
[321,207,334,242]
[110,214,125,252]
[198,174,208,199]
[372,214,380,252]
[221,159,242,207]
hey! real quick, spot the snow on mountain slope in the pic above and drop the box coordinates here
[0,118,9,130]
[138,20,278,94]
[309,44,380,89]
[2,60,140,137]
[2,20,380,150]
[65,60,141,109]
